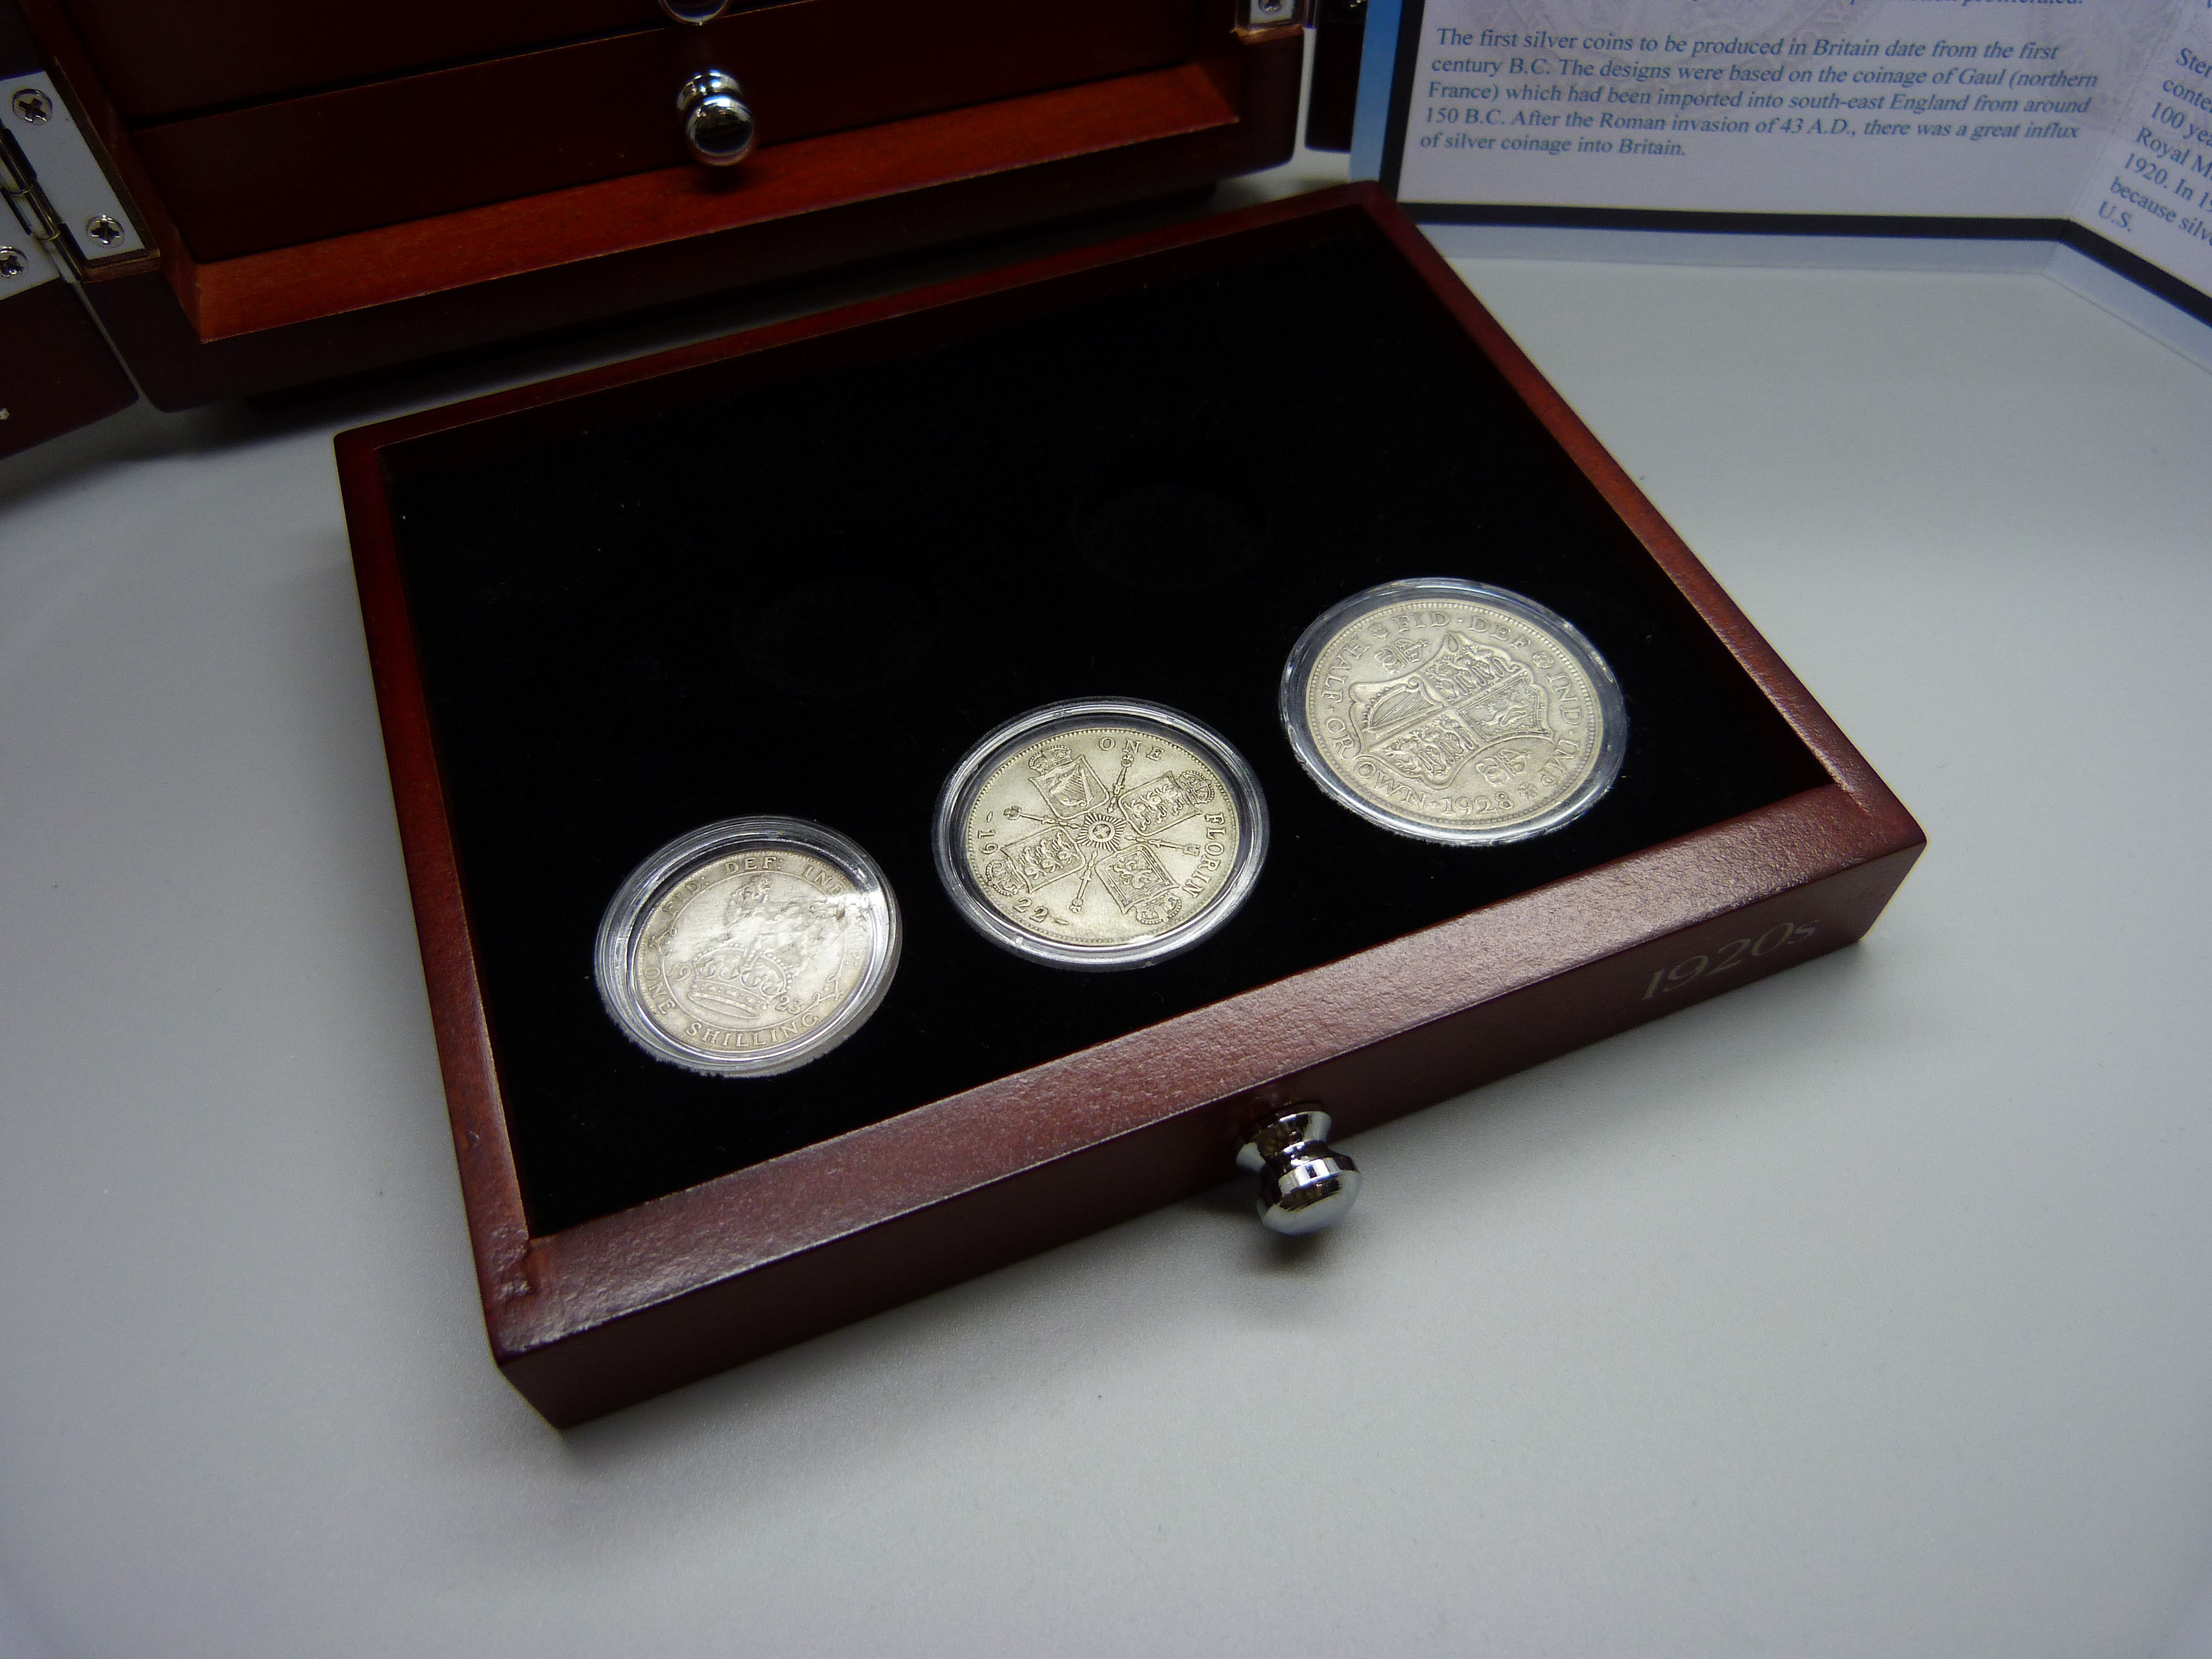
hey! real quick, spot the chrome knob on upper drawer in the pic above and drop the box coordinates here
[676,69,755,166]
[658,0,732,22]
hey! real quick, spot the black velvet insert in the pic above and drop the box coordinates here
[389,228,1827,1237]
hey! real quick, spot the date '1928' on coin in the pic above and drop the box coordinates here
[1303,594,1606,837]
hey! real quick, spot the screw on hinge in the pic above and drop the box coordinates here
[83,213,121,247]
[9,88,50,124]
[0,246,24,278]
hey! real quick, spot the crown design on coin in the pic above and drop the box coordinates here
[665,875,853,1021]
[1348,629,1555,790]
[598,818,900,1077]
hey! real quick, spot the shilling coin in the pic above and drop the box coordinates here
[594,817,900,1076]
[934,699,1268,969]
[1281,578,1627,845]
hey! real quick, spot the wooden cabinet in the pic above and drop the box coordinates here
[62,0,663,119]
[120,1,1200,259]
[6,0,1305,414]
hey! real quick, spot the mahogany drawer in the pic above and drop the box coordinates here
[130,0,1199,261]
[63,0,671,120]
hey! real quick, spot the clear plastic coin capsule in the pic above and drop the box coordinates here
[594,816,900,1077]
[933,698,1268,970]
[1280,577,1628,846]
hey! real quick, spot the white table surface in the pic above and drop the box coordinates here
[6,137,2212,1658]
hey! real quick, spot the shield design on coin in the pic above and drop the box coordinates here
[979,823,1085,898]
[1026,743,1112,817]
[1119,769,1216,838]
[1349,630,1554,788]
[1096,842,1182,920]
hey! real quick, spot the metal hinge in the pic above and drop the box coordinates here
[1237,0,1311,36]
[1,73,148,276]
[0,214,63,299]
[0,134,60,243]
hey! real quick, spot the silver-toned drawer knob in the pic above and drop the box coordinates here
[1237,1107,1360,1235]
[660,0,730,20]
[676,69,755,167]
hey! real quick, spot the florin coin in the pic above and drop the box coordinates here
[595,817,900,1076]
[1281,579,1627,845]
[935,700,1267,969]
[964,728,1237,948]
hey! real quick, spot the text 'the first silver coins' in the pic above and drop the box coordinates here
[934,699,1268,970]
[595,817,900,1076]
[1281,578,1627,845]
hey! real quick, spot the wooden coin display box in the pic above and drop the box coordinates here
[336,185,1923,1426]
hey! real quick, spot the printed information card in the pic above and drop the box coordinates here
[1380,0,2212,316]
